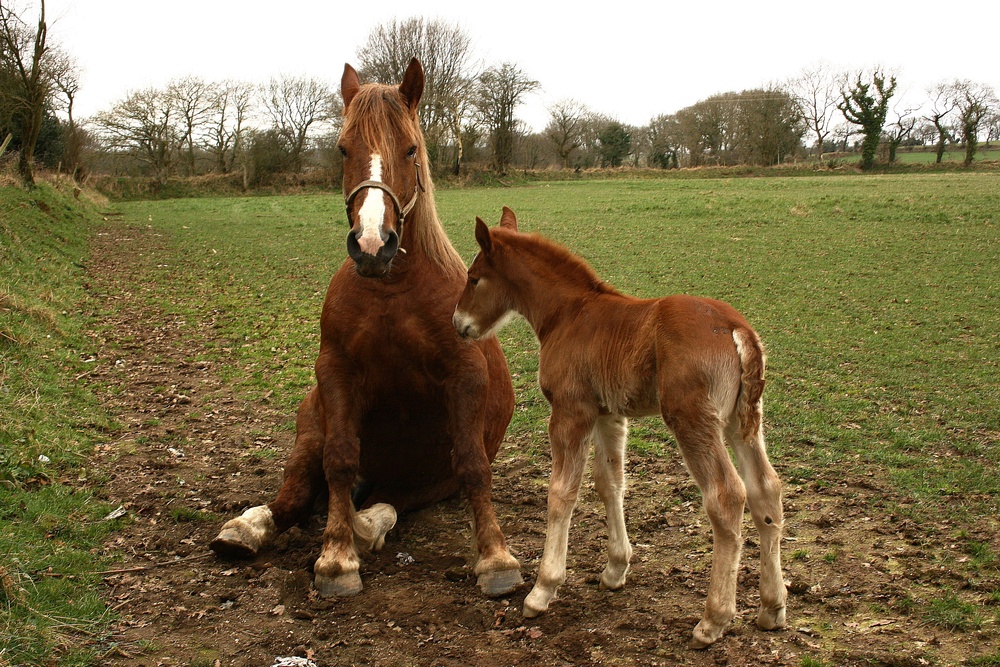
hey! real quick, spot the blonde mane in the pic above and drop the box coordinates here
[341,84,465,280]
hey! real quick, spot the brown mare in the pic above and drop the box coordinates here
[453,208,787,648]
[210,60,522,598]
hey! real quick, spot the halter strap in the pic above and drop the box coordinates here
[344,161,424,246]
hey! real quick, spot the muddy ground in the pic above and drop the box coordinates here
[81,224,997,666]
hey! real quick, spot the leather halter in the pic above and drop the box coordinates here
[344,160,424,247]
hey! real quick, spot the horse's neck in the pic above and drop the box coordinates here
[515,256,593,341]
[401,200,465,282]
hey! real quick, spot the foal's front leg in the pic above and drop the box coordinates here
[523,402,595,618]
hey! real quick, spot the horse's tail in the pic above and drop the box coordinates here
[732,327,766,442]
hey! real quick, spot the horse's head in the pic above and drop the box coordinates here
[454,207,520,340]
[339,58,426,278]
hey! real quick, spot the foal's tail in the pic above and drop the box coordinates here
[732,327,766,442]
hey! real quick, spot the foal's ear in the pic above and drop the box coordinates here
[500,206,519,231]
[399,58,424,114]
[342,64,361,112]
[475,217,493,255]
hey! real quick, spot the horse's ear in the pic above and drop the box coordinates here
[475,217,493,255]
[399,58,424,114]
[342,64,361,112]
[500,206,519,231]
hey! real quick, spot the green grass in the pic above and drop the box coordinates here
[109,173,1000,523]
[1,182,118,665]
[892,147,1000,164]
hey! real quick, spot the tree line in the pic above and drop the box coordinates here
[3,4,999,189]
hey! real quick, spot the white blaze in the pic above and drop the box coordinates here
[357,153,386,255]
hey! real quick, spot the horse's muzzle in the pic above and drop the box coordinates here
[347,228,399,278]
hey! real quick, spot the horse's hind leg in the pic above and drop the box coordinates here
[211,387,326,558]
[670,411,746,649]
[592,414,632,591]
[727,418,786,631]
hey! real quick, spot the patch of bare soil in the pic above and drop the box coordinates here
[83,224,997,666]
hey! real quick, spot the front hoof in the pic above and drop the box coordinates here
[314,571,363,597]
[757,604,787,630]
[599,567,628,591]
[522,587,552,619]
[477,568,523,597]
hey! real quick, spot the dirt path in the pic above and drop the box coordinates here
[83,223,995,666]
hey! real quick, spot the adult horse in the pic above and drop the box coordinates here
[453,208,786,648]
[210,59,522,598]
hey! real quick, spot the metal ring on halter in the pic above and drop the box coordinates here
[343,161,424,250]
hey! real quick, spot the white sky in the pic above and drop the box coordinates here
[41,0,1000,132]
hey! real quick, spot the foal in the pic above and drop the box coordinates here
[453,208,787,648]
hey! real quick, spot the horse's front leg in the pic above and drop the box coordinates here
[447,365,522,597]
[310,376,395,596]
[523,402,595,618]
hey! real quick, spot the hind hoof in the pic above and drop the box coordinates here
[477,568,523,597]
[314,571,363,597]
[209,530,258,559]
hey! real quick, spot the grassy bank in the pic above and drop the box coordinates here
[0,183,117,665]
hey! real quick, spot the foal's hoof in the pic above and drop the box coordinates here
[689,620,727,650]
[314,571,363,597]
[477,568,523,597]
[757,604,787,630]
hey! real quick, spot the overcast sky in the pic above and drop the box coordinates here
[41,0,1000,132]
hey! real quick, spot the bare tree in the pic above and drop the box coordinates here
[884,102,918,163]
[259,75,337,173]
[788,62,843,162]
[0,0,50,185]
[167,75,214,175]
[46,45,80,176]
[205,80,252,174]
[356,17,479,172]
[950,80,997,167]
[924,82,957,164]
[544,99,588,168]
[92,87,177,183]
[838,69,896,170]
[475,62,539,174]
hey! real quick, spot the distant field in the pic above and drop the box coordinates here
[890,147,1000,164]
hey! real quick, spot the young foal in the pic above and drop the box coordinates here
[453,208,787,648]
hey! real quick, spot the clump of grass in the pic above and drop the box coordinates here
[925,592,983,631]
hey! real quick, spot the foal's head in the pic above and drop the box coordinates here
[339,58,426,278]
[453,207,521,340]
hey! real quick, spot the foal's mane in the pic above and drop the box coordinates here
[502,231,621,297]
[341,84,465,279]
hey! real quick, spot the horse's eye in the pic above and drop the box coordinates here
[339,145,348,157]
[469,277,480,286]
[406,146,417,159]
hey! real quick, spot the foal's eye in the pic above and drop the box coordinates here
[469,277,480,286]
[406,146,417,159]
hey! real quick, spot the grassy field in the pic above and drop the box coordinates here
[3,171,999,663]
[892,147,1000,164]
[108,174,1000,518]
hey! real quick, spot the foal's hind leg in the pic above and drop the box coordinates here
[727,419,786,631]
[211,387,326,558]
[592,414,632,591]
[671,413,747,649]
